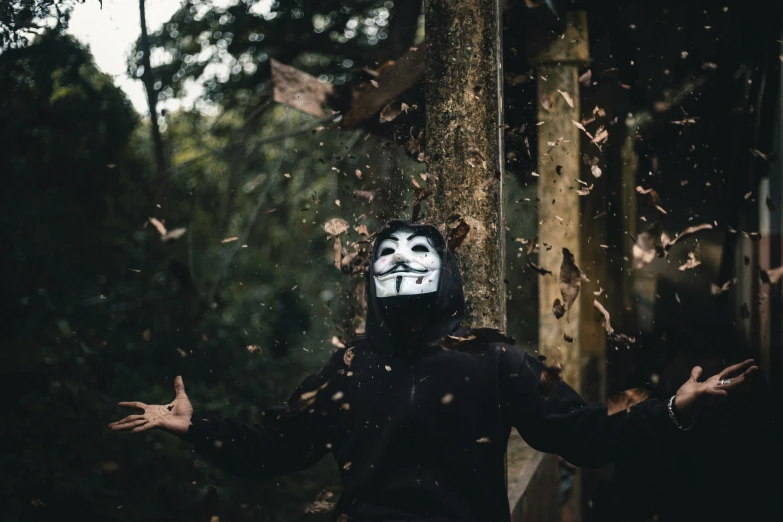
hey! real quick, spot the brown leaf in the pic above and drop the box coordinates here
[571,119,594,140]
[563,333,574,343]
[557,89,575,108]
[593,299,614,336]
[528,262,552,276]
[711,278,736,295]
[761,266,783,284]
[553,298,566,319]
[332,336,346,349]
[353,190,375,203]
[441,393,454,405]
[447,219,471,251]
[662,223,713,251]
[476,437,492,443]
[559,248,582,311]
[303,489,336,515]
[379,101,409,123]
[247,344,262,354]
[590,165,602,178]
[636,186,666,214]
[578,69,593,86]
[591,127,609,147]
[221,236,239,243]
[678,246,702,271]
[324,218,350,236]
[148,217,167,236]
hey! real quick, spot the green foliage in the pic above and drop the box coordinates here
[131,0,422,109]
[0,0,90,49]
[0,29,419,521]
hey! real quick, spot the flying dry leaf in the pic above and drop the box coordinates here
[149,217,167,236]
[528,262,552,276]
[553,298,566,319]
[221,236,239,243]
[353,190,375,202]
[332,336,346,349]
[559,248,583,312]
[142,329,151,342]
[441,393,454,405]
[571,119,594,140]
[760,266,783,284]
[379,101,410,123]
[247,345,262,354]
[148,217,187,242]
[591,127,609,147]
[711,278,736,295]
[578,69,593,86]
[385,365,392,372]
[324,218,350,236]
[636,186,666,214]
[591,165,602,178]
[678,248,702,271]
[476,437,492,443]
[662,223,713,250]
[557,89,575,108]
[343,348,354,369]
[303,490,336,516]
[593,299,614,335]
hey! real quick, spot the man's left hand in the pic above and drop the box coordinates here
[674,359,758,419]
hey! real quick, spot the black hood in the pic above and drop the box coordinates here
[364,219,465,356]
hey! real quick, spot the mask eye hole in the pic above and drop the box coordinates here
[412,245,430,253]
[380,247,395,256]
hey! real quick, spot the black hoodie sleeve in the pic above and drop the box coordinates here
[498,345,684,468]
[178,348,347,480]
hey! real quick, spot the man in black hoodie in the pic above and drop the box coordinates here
[110,219,756,522]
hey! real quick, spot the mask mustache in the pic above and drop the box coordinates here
[376,262,429,277]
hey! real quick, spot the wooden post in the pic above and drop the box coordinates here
[425,0,506,331]
[527,11,589,392]
[527,12,589,522]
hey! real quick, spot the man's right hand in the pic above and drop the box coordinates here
[109,376,194,435]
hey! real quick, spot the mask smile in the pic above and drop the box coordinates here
[376,262,429,278]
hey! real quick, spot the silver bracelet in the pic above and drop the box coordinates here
[667,395,695,431]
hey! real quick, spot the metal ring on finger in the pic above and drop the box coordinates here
[720,378,732,385]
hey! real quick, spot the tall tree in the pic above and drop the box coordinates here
[139,0,167,206]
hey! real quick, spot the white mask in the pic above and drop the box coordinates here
[373,227,442,298]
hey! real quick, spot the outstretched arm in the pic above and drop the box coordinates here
[498,346,756,468]
[110,348,348,480]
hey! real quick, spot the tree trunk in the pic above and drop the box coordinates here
[139,0,167,207]
[424,0,506,331]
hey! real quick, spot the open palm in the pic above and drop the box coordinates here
[674,359,757,418]
[109,376,193,435]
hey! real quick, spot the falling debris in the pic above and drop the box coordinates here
[323,218,350,236]
[636,186,667,214]
[662,223,713,251]
[678,245,702,271]
[711,278,736,295]
[221,236,239,243]
[760,266,783,284]
[148,217,187,242]
[559,248,583,312]
[557,89,575,108]
[553,298,566,319]
[528,262,553,276]
[578,69,593,86]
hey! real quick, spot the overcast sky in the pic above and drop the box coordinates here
[67,0,183,114]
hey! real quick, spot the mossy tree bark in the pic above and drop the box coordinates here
[424,0,506,331]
